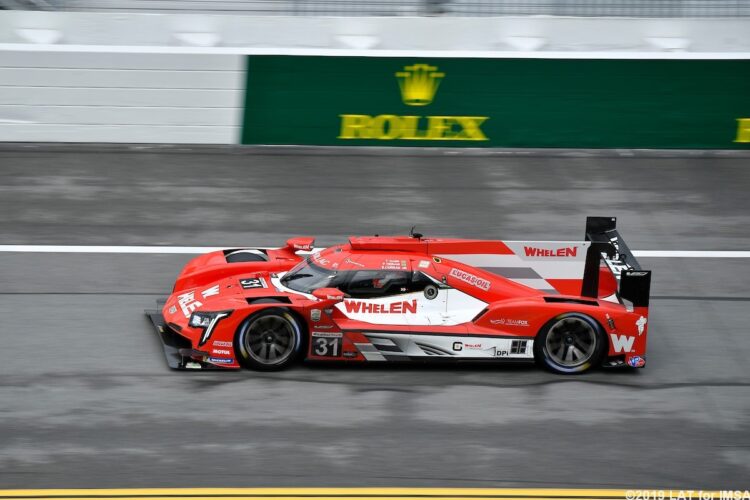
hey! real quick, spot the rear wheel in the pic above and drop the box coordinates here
[235,308,305,371]
[534,313,605,374]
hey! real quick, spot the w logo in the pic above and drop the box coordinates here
[610,334,635,353]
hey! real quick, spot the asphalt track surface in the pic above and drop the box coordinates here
[1,144,750,489]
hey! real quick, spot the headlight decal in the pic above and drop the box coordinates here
[190,311,233,347]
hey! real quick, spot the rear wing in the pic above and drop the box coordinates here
[582,216,651,308]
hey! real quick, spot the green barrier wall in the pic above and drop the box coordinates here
[242,56,750,148]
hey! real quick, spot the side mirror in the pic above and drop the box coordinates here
[286,237,315,252]
[312,287,346,302]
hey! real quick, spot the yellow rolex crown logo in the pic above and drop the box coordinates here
[396,64,445,106]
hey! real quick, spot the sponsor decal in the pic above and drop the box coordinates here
[452,342,463,351]
[490,318,530,327]
[606,313,615,330]
[344,257,365,268]
[607,258,630,278]
[240,277,267,289]
[610,333,636,353]
[339,115,488,142]
[628,355,646,368]
[418,260,430,269]
[636,315,648,335]
[212,341,233,347]
[449,268,491,291]
[510,340,528,354]
[168,305,177,314]
[312,331,343,338]
[208,357,233,364]
[293,242,313,251]
[344,299,418,314]
[523,246,578,257]
[397,63,444,106]
[177,291,202,318]
[381,259,408,270]
[736,118,750,143]
[312,253,331,266]
[343,351,358,358]
[338,64,489,143]
[463,343,482,350]
[495,349,510,357]
[310,309,322,322]
[201,285,220,298]
[212,349,231,355]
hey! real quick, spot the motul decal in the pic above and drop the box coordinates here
[610,334,635,353]
[449,268,490,291]
[344,300,417,314]
[524,246,578,257]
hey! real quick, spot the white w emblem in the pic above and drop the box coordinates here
[610,334,635,353]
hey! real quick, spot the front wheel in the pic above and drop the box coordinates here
[235,308,305,371]
[534,313,605,374]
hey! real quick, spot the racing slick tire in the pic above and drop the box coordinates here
[235,307,306,371]
[534,313,606,374]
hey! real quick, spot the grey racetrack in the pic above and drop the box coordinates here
[1,144,749,489]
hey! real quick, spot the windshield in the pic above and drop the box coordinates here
[281,259,340,294]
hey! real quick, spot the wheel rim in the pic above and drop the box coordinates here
[545,317,597,367]
[241,314,297,365]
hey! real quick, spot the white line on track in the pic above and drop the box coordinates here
[0,245,749,258]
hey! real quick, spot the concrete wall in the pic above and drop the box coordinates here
[0,11,748,144]
[0,51,244,142]
[2,12,750,52]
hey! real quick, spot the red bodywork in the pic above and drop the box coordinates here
[161,230,650,370]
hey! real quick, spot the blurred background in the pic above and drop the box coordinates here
[3,0,750,17]
[1,0,750,492]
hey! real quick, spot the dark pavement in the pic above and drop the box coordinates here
[0,144,749,488]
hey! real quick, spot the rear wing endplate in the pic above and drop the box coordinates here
[582,216,651,308]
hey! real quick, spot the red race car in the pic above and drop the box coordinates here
[146,217,651,374]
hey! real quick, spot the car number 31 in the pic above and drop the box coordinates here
[313,334,343,357]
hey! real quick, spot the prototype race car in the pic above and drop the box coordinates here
[146,217,651,374]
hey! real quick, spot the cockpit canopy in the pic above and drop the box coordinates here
[280,248,437,298]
